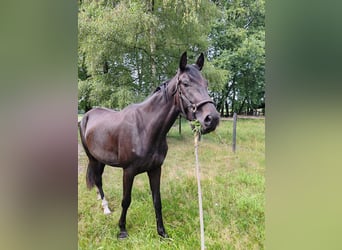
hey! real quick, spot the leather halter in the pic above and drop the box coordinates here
[172,78,214,120]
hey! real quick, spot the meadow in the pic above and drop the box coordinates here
[78,117,265,249]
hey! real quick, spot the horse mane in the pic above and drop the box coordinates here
[153,79,170,94]
[153,80,171,103]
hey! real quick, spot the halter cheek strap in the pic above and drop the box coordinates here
[173,80,214,120]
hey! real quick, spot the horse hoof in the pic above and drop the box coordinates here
[103,207,111,215]
[118,231,128,239]
[159,232,169,238]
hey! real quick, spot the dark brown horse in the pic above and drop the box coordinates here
[79,52,219,239]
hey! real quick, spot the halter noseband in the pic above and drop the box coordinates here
[172,78,214,120]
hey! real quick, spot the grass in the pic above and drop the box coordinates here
[78,117,265,249]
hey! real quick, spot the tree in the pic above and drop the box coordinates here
[78,0,265,116]
[78,0,219,110]
[209,0,265,116]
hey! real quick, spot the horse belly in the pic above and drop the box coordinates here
[86,131,121,166]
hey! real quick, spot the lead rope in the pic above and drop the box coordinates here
[191,120,205,250]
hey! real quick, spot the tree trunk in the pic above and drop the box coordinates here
[224,100,229,117]
[219,98,224,117]
[227,75,236,117]
[231,89,236,117]
[148,0,157,91]
[219,90,225,116]
[238,96,248,114]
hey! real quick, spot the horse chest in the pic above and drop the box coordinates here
[126,141,167,172]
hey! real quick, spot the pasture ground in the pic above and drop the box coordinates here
[78,117,265,249]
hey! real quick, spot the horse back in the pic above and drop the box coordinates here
[80,107,161,169]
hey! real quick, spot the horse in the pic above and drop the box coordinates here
[79,52,220,239]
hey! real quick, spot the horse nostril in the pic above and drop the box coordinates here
[202,113,219,133]
[204,115,212,124]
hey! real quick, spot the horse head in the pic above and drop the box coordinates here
[174,52,220,134]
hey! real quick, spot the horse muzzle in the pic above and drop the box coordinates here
[199,111,220,134]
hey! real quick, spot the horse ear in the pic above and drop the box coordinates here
[179,51,187,71]
[196,53,204,71]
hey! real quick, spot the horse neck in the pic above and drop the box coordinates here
[141,78,180,137]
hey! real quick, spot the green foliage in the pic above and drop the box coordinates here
[210,0,265,116]
[77,0,265,116]
[78,0,219,110]
[190,119,201,134]
[78,79,93,112]
[78,118,265,249]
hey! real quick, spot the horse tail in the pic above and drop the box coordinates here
[78,114,90,156]
[86,163,96,190]
[79,114,96,190]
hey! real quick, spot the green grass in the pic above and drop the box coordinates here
[78,118,265,249]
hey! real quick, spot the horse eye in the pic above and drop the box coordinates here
[183,81,190,87]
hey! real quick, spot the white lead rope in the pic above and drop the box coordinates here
[194,132,205,250]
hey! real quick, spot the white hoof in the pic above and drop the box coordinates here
[97,193,101,200]
[103,207,111,215]
[102,198,111,215]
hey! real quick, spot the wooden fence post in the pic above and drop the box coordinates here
[232,112,237,153]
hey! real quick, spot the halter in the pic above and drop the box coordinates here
[172,77,214,120]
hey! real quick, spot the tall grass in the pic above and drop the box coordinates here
[78,118,265,249]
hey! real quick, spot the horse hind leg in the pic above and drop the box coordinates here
[101,196,111,215]
[96,163,112,215]
[86,160,111,215]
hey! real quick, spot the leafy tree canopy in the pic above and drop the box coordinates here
[78,0,265,116]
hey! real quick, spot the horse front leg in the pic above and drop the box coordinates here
[148,166,168,238]
[118,169,135,239]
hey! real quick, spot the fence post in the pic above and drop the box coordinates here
[232,112,237,153]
